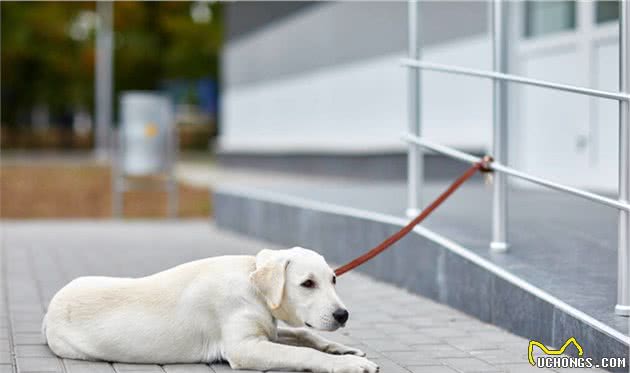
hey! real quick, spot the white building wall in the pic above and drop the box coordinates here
[220,2,621,192]
[220,35,491,154]
[509,6,620,192]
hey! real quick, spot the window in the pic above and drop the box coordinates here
[524,1,576,38]
[595,1,619,24]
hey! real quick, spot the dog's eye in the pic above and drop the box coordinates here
[332,276,336,285]
[301,280,315,288]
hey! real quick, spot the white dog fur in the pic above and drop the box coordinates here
[43,247,379,373]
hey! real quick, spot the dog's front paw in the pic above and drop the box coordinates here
[325,343,366,357]
[333,355,379,373]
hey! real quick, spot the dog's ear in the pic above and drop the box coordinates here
[250,249,290,310]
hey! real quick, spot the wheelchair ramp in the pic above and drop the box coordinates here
[214,178,630,370]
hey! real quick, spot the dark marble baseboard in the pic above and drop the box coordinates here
[216,152,477,181]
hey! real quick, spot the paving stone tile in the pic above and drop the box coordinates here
[15,345,55,358]
[0,365,13,373]
[406,313,461,322]
[407,365,459,373]
[453,321,499,333]
[381,308,432,319]
[470,349,529,365]
[347,343,386,360]
[362,339,414,352]
[466,331,520,343]
[210,362,262,373]
[13,333,45,345]
[367,357,410,373]
[442,337,504,352]
[343,329,388,340]
[10,313,43,323]
[372,323,417,335]
[401,318,448,329]
[441,357,504,373]
[112,363,164,372]
[8,306,41,315]
[63,360,117,373]
[0,341,9,352]
[414,344,470,359]
[0,351,11,365]
[352,315,397,324]
[394,333,443,346]
[420,327,471,339]
[340,321,376,330]
[11,323,41,334]
[383,351,441,366]
[162,364,214,373]
[494,363,554,372]
[15,356,62,372]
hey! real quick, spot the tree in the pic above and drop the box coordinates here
[1,2,95,126]
[1,1,222,129]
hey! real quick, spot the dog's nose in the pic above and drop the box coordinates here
[333,309,349,325]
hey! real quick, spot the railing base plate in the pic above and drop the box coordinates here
[614,304,630,316]
[490,241,509,252]
[405,208,422,219]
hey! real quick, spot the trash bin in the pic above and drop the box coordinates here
[119,92,174,176]
[113,91,177,218]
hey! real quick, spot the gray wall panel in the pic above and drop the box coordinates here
[225,2,318,42]
[223,1,488,88]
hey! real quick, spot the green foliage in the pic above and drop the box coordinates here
[1,2,96,125]
[1,1,223,127]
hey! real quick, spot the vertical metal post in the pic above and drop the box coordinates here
[95,1,114,161]
[406,0,423,217]
[616,0,630,316]
[112,128,123,218]
[490,0,509,251]
[167,122,178,219]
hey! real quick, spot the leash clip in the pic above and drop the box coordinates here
[479,155,494,173]
[479,155,494,186]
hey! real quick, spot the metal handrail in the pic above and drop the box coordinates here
[401,58,630,102]
[404,0,629,315]
[403,133,630,212]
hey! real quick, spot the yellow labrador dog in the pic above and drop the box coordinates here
[43,247,379,373]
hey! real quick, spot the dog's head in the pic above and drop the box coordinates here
[250,247,348,331]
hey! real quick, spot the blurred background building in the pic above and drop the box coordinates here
[1,0,624,221]
[219,1,620,191]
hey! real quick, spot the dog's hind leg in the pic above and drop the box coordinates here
[45,327,97,361]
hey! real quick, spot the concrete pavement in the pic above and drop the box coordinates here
[1,221,603,373]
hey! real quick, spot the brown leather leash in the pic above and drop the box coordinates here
[334,156,494,276]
